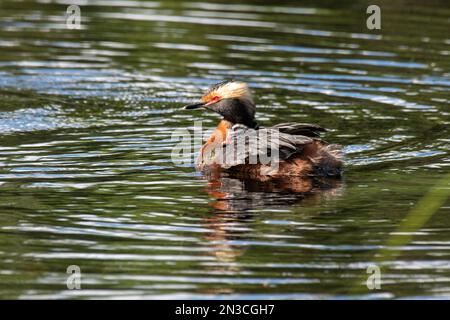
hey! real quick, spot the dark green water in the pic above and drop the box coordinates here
[0,0,449,299]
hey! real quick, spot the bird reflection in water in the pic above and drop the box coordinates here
[197,168,343,295]
[202,167,344,212]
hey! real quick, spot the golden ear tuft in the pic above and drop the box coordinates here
[202,80,253,103]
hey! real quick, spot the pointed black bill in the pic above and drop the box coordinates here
[183,102,205,110]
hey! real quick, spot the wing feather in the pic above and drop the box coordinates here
[270,122,327,137]
[220,124,313,168]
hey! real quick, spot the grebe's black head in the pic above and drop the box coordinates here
[184,80,258,128]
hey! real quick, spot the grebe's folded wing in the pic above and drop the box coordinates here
[270,123,326,137]
[221,124,313,168]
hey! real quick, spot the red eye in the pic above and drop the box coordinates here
[206,96,220,106]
